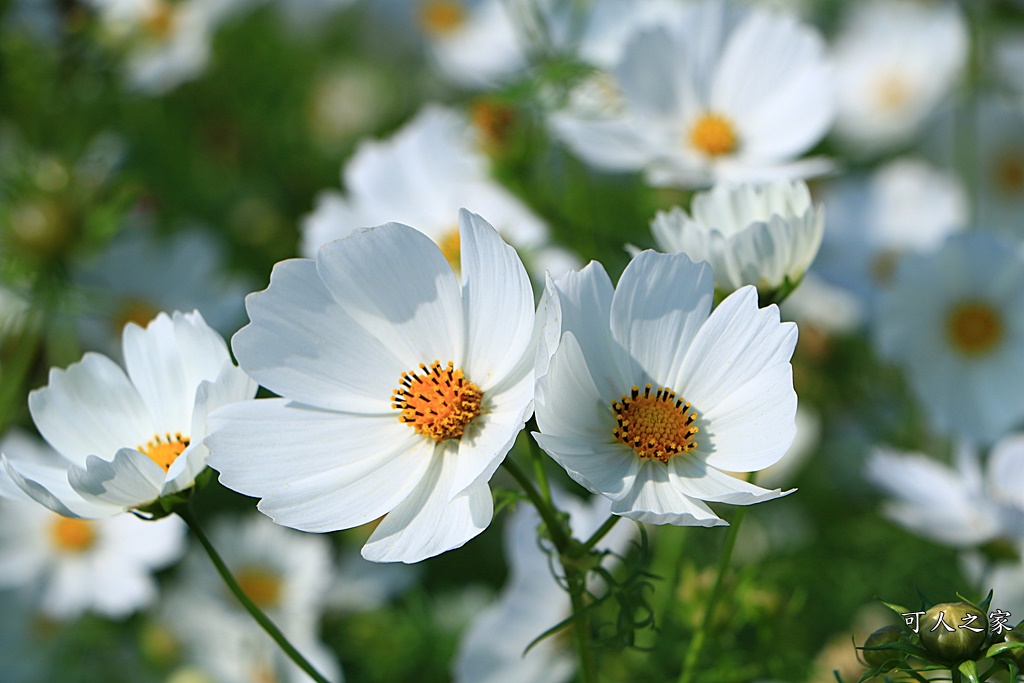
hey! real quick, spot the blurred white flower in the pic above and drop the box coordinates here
[650,180,824,297]
[301,104,578,280]
[551,0,834,187]
[2,311,256,518]
[0,432,185,619]
[813,157,966,306]
[831,0,967,153]
[165,515,341,683]
[74,227,253,355]
[208,213,538,563]
[535,252,797,526]
[87,0,247,94]
[454,492,637,683]
[417,0,525,88]
[874,233,1024,444]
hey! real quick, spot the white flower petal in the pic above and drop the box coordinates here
[208,399,434,531]
[669,455,792,505]
[122,312,194,434]
[316,222,465,371]
[698,362,796,473]
[458,210,535,392]
[29,353,155,467]
[362,455,493,563]
[610,461,725,526]
[233,258,404,414]
[677,286,797,411]
[610,251,714,388]
[533,433,638,500]
[2,455,120,518]
[68,449,167,510]
[535,332,613,441]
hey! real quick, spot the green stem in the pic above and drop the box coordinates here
[502,456,571,553]
[527,418,554,504]
[178,507,335,683]
[676,504,751,683]
[582,515,620,551]
[952,667,964,683]
[567,568,599,683]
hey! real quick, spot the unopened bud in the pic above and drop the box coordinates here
[918,602,987,664]
[862,624,905,669]
[1004,622,1024,667]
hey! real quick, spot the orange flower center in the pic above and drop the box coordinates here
[419,0,466,36]
[875,73,911,112]
[112,298,160,336]
[437,227,461,272]
[993,154,1024,196]
[137,432,190,472]
[689,113,738,157]
[236,566,283,609]
[50,517,97,553]
[612,385,699,463]
[392,360,483,442]
[946,301,1003,357]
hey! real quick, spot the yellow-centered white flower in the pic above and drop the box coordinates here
[650,180,824,295]
[874,233,1024,443]
[1,311,257,518]
[534,252,797,526]
[207,211,539,563]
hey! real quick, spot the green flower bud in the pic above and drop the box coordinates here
[918,602,988,664]
[862,624,905,669]
[1004,622,1024,667]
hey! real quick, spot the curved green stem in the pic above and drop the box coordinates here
[582,515,620,551]
[527,418,554,504]
[567,568,599,683]
[676,503,751,683]
[502,455,571,553]
[178,507,335,683]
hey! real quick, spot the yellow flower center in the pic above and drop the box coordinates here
[875,73,911,112]
[688,113,738,157]
[142,0,177,39]
[993,153,1024,197]
[50,517,97,553]
[612,384,699,463]
[471,98,515,153]
[137,432,190,472]
[112,298,160,336]
[946,301,1004,356]
[392,360,483,442]
[236,566,283,609]
[437,227,461,272]
[418,0,466,36]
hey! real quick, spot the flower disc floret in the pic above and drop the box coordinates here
[689,113,738,157]
[393,360,483,442]
[612,385,698,462]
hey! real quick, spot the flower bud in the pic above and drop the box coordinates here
[918,602,988,664]
[1004,622,1024,667]
[862,624,905,669]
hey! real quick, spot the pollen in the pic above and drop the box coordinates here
[50,517,97,553]
[612,384,699,463]
[689,113,738,157]
[142,0,177,39]
[392,360,483,442]
[137,432,190,472]
[419,0,467,36]
[236,566,283,609]
[946,301,1004,357]
[875,73,911,112]
[437,227,461,271]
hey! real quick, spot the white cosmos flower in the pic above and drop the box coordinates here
[1,310,257,518]
[874,233,1024,444]
[301,105,575,280]
[418,0,525,89]
[866,438,1024,550]
[454,491,637,683]
[207,211,538,563]
[650,180,824,297]
[0,431,185,619]
[534,252,797,526]
[831,0,966,153]
[550,0,834,188]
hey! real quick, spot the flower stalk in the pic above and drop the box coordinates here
[177,506,335,683]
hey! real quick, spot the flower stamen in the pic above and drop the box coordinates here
[612,384,699,463]
[137,432,190,472]
[689,113,738,157]
[946,301,1003,356]
[50,517,96,553]
[392,360,483,442]
[419,0,467,36]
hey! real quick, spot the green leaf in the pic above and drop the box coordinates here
[984,640,1024,658]
[959,658,980,683]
